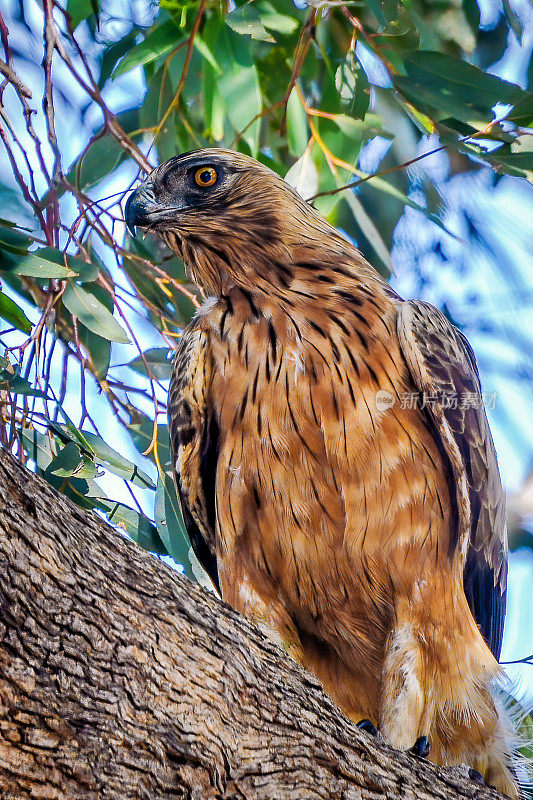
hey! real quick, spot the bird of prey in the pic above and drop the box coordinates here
[125,149,517,797]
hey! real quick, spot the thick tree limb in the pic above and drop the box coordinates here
[0,448,505,799]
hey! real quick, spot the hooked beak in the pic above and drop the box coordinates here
[124,183,157,238]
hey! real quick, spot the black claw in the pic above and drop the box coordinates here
[356,719,378,736]
[409,736,431,758]
[468,768,485,785]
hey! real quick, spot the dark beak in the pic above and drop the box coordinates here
[125,184,156,238]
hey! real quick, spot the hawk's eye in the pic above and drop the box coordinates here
[194,167,218,188]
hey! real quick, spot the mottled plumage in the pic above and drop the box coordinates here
[125,149,516,797]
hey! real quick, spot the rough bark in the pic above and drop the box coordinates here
[0,447,506,800]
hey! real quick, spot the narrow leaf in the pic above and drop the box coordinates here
[108,503,168,555]
[112,20,184,78]
[286,88,309,157]
[62,283,130,344]
[155,472,195,579]
[0,292,32,334]
[126,347,173,381]
[81,431,156,489]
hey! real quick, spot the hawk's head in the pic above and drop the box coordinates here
[125,148,351,295]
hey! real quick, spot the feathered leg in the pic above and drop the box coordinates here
[378,573,520,798]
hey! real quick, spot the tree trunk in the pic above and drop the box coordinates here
[0,448,504,799]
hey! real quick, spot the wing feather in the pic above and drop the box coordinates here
[397,300,507,658]
[168,324,220,592]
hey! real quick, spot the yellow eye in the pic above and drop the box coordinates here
[194,166,218,188]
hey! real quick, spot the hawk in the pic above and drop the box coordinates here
[125,149,517,797]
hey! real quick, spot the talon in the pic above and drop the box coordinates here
[409,735,431,758]
[468,768,484,785]
[356,718,378,736]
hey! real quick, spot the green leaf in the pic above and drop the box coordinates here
[140,62,179,163]
[77,282,112,379]
[0,371,47,398]
[216,27,262,155]
[112,20,184,78]
[76,136,126,191]
[80,431,156,489]
[99,31,137,87]
[0,227,31,254]
[129,416,172,473]
[462,0,480,34]
[397,52,524,120]
[47,441,99,479]
[286,87,308,157]
[502,0,523,41]
[38,247,100,282]
[373,14,420,57]
[1,245,98,281]
[107,503,167,555]
[507,93,533,127]
[155,471,195,578]
[336,53,371,120]
[202,14,226,141]
[226,5,272,41]
[67,0,100,30]
[126,347,173,381]
[329,114,365,143]
[353,170,455,238]
[1,251,74,279]
[0,292,32,334]
[20,429,55,471]
[49,416,94,456]
[193,33,221,73]
[121,251,171,312]
[62,283,130,344]
[0,217,21,229]
[82,329,111,381]
[487,149,533,180]
[256,1,298,36]
[203,67,225,141]
[343,191,392,277]
[364,0,387,26]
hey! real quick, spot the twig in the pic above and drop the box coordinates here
[310,119,502,201]
[152,0,207,141]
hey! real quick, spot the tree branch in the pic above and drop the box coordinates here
[0,447,506,799]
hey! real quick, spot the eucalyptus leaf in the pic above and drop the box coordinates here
[216,27,262,155]
[81,431,156,489]
[62,283,130,344]
[47,441,99,480]
[1,251,75,279]
[126,347,173,381]
[107,503,168,555]
[67,0,100,29]
[20,428,55,471]
[0,292,33,334]
[129,417,172,472]
[226,5,272,41]
[77,282,113,379]
[155,471,195,578]
[74,136,126,191]
[0,371,47,397]
[286,87,309,157]
[112,20,185,78]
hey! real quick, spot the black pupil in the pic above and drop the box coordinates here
[199,169,213,184]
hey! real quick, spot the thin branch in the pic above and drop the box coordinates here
[152,0,207,142]
[309,119,503,201]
